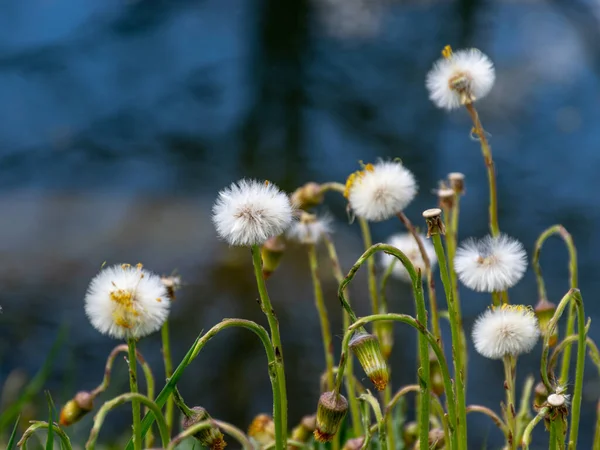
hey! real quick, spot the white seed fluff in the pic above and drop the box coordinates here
[84,264,170,340]
[426,48,495,110]
[287,213,332,245]
[380,233,437,283]
[347,161,417,222]
[454,234,527,292]
[212,179,294,246]
[472,305,540,359]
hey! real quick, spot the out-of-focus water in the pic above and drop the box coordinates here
[1,0,599,447]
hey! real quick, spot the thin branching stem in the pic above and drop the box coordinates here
[521,407,548,450]
[466,405,507,435]
[161,320,174,437]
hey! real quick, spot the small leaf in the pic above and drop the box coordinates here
[6,415,20,450]
[46,391,56,450]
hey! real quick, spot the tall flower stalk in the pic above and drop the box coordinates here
[127,339,142,450]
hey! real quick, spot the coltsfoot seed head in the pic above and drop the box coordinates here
[380,233,437,283]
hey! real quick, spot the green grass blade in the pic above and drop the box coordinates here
[0,326,68,432]
[5,415,20,450]
[45,391,55,450]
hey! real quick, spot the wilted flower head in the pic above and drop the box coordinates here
[345,161,417,222]
[287,212,332,244]
[472,304,540,359]
[85,264,170,339]
[454,234,527,292]
[426,46,495,110]
[212,179,294,246]
[380,233,437,282]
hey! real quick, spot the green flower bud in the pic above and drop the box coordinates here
[533,381,548,410]
[378,321,394,360]
[430,355,445,397]
[288,415,316,449]
[402,421,419,448]
[349,332,389,391]
[314,391,348,443]
[59,391,94,426]
[535,299,557,347]
[261,236,285,279]
[182,406,226,450]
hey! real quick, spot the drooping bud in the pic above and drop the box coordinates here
[290,182,324,210]
[59,391,94,426]
[342,437,365,450]
[533,382,548,409]
[378,320,394,360]
[248,414,276,446]
[182,406,226,450]
[429,354,445,397]
[534,299,558,347]
[349,332,389,391]
[402,421,419,448]
[261,236,286,279]
[314,391,348,442]
[288,415,316,449]
[448,172,465,195]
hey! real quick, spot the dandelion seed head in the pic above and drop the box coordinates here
[287,212,332,245]
[380,233,437,283]
[212,179,294,246]
[472,304,540,359]
[454,234,527,292]
[345,161,417,222]
[84,264,170,339]
[426,47,495,110]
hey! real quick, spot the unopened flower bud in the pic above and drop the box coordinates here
[378,320,394,360]
[448,172,465,195]
[429,355,445,397]
[291,182,324,210]
[428,428,445,449]
[422,208,445,237]
[342,437,365,450]
[314,391,348,442]
[59,391,94,426]
[534,382,548,409]
[248,414,275,446]
[288,415,316,449]
[534,299,557,347]
[182,407,226,450]
[402,421,419,447]
[437,188,455,210]
[261,236,286,279]
[349,332,389,391]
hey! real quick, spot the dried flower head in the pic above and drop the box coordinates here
[426,46,495,110]
[472,304,540,359]
[84,264,170,339]
[212,179,293,246]
[454,234,527,292]
[345,161,417,222]
[380,233,437,283]
[287,212,332,244]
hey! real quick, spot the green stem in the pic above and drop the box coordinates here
[548,325,599,378]
[430,234,467,450]
[503,355,517,450]
[323,234,361,437]
[18,421,72,450]
[532,225,578,386]
[465,405,507,435]
[553,417,566,450]
[127,339,142,450]
[515,376,535,446]
[161,321,175,437]
[464,103,499,237]
[521,407,548,450]
[307,244,335,391]
[360,391,386,450]
[251,245,288,449]
[167,419,253,450]
[357,218,379,317]
[86,393,169,450]
[549,420,559,450]
[594,401,600,450]
[335,313,457,450]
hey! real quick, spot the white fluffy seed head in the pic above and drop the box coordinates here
[287,212,332,245]
[212,179,294,246]
[380,233,437,283]
[472,305,540,359]
[454,234,527,292]
[426,47,495,111]
[345,161,417,222]
[84,264,170,340]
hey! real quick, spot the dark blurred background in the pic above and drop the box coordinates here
[0,0,599,448]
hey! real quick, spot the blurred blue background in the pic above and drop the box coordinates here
[0,0,599,448]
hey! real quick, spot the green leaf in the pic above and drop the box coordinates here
[5,415,20,450]
[46,391,55,450]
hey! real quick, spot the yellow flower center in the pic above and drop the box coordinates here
[344,163,374,198]
[493,304,534,317]
[110,263,144,329]
[442,45,453,60]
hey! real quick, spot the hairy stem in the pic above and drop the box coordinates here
[127,339,142,450]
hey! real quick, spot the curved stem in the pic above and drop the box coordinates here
[18,421,72,450]
[464,103,499,237]
[323,234,361,437]
[532,225,578,386]
[251,245,288,449]
[86,393,169,450]
[167,419,253,450]
[127,339,142,450]
[337,313,457,450]
[431,233,467,450]
[307,244,335,391]
[521,407,548,450]
[161,321,174,437]
[466,405,507,435]
[357,218,379,317]
[360,391,386,450]
[548,326,599,378]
